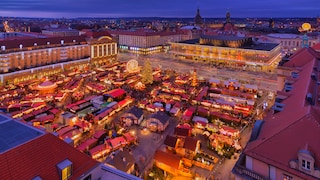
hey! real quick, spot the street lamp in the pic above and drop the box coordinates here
[130,129,136,136]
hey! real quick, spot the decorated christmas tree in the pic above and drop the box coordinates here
[141,60,153,85]
[191,69,198,87]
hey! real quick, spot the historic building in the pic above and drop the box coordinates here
[0,31,117,84]
[261,33,319,54]
[85,30,118,66]
[0,114,141,180]
[232,46,320,180]
[194,7,203,26]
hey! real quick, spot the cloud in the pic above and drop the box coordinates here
[0,0,319,18]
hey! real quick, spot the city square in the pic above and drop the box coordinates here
[0,1,320,180]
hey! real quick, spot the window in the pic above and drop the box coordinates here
[283,174,293,180]
[57,159,73,180]
[61,165,72,180]
[302,159,311,170]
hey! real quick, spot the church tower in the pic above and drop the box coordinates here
[194,1,203,26]
[269,18,275,29]
[226,11,231,24]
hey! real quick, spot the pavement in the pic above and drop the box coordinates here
[211,125,252,180]
[116,52,265,178]
[129,117,178,178]
[118,53,279,91]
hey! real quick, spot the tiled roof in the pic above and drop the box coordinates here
[183,137,198,151]
[0,133,99,180]
[164,135,178,148]
[174,127,190,137]
[312,43,320,52]
[105,88,126,98]
[154,150,181,170]
[126,106,143,119]
[0,35,87,50]
[85,31,112,38]
[108,149,134,173]
[283,48,320,67]
[150,111,170,124]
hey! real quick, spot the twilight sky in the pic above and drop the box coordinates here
[0,0,319,18]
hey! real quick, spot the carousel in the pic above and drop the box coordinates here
[36,79,57,94]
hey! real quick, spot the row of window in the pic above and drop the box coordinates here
[280,40,316,47]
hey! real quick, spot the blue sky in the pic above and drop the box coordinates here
[0,0,319,18]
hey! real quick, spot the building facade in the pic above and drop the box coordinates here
[86,32,118,66]
[42,29,80,37]
[233,47,320,180]
[108,29,182,54]
[170,35,281,72]
[261,33,320,54]
[0,32,117,84]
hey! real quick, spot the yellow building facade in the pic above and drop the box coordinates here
[170,35,281,72]
[0,34,118,84]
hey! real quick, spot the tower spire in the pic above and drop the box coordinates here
[194,0,203,26]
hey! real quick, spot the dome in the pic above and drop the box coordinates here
[181,26,201,30]
[37,80,57,90]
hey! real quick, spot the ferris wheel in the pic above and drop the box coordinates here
[126,59,139,73]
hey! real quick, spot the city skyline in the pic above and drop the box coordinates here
[1,0,320,19]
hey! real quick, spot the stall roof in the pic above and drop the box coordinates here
[192,116,208,123]
[105,88,126,98]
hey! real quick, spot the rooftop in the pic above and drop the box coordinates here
[267,33,302,39]
[0,118,44,153]
[243,46,320,179]
[177,38,279,51]
[0,114,10,123]
[0,35,87,51]
[201,34,247,41]
[0,118,99,179]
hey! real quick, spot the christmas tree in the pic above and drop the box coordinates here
[141,59,153,85]
[191,69,198,87]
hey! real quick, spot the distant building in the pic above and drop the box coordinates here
[233,46,320,180]
[269,18,275,29]
[108,29,183,54]
[42,28,80,37]
[194,7,203,26]
[261,33,319,54]
[170,35,281,72]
